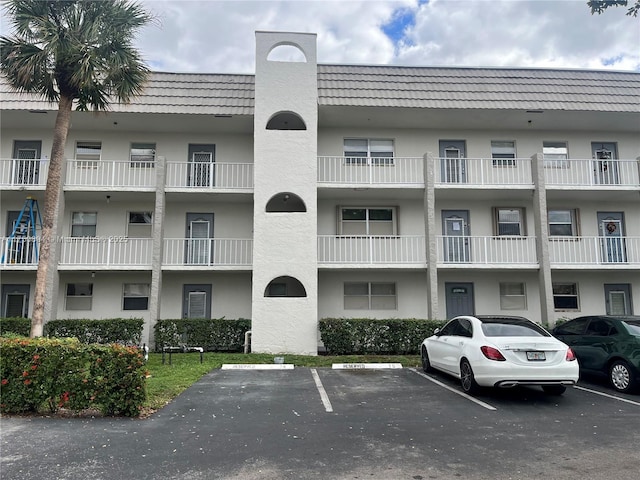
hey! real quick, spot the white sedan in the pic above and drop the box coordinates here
[420,315,579,395]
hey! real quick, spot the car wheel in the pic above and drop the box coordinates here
[460,359,480,395]
[609,360,637,393]
[421,346,433,373]
[542,385,566,395]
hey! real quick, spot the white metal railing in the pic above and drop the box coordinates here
[544,158,640,187]
[318,235,426,264]
[436,236,538,265]
[0,237,39,266]
[550,236,640,265]
[317,157,424,185]
[165,162,253,189]
[163,238,253,266]
[0,158,49,187]
[58,237,153,266]
[65,159,155,189]
[434,157,533,186]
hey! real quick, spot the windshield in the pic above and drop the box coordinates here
[481,319,550,337]
[623,320,640,336]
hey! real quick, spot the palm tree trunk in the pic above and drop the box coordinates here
[30,94,73,337]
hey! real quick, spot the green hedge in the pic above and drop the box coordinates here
[154,318,251,352]
[0,336,146,416]
[0,318,30,337]
[319,318,447,355]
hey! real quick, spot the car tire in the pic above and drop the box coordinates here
[609,360,638,393]
[421,346,433,373]
[460,359,480,395]
[542,385,567,395]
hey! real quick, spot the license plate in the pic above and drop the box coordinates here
[526,351,546,361]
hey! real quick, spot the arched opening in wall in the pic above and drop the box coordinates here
[266,192,306,212]
[267,43,307,63]
[264,276,307,297]
[266,111,306,130]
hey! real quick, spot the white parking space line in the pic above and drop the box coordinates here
[574,386,640,406]
[311,368,334,413]
[410,368,498,411]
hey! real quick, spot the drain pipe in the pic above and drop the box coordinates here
[244,330,252,354]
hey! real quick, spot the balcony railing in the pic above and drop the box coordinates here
[434,157,533,187]
[318,235,426,264]
[544,158,640,187]
[550,236,640,266]
[163,238,253,266]
[58,237,153,267]
[0,237,39,266]
[165,162,253,190]
[318,157,424,185]
[436,236,538,265]
[65,159,156,189]
[0,158,49,188]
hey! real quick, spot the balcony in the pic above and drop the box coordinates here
[436,236,538,267]
[58,237,153,269]
[165,161,253,191]
[318,157,424,186]
[550,236,640,268]
[434,157,533,188]
[318,235,426,265]
[0,158,49,189]
[0,237,39,269]
[163,238,253,269]
[65,160,155,190]
[544,158,640,188]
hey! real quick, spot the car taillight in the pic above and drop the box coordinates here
[481,346,506,361]
[565,348,576,361]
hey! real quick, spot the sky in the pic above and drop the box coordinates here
[1,0,638,73]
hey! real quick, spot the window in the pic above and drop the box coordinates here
[130,143,156,168]
[543,141,569,168]
[344,139,394,165]
[553,283,579,310]
[548,209,578,236]
[75,141,101,168]
[491,141,516,167]
[340,207,395,235]
[71,212,97,237]
[344,282,397,310]
[123,283,150,310]
[495,208,525,236]
[66,283,93,310]
[500,283,527,310]
[128,212,152,238]
[267,283,287,296]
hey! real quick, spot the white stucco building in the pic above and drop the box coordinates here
[1,31,639,354]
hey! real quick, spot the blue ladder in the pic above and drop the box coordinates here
[1,197,43,264]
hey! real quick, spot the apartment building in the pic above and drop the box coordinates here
[1,31,639,354]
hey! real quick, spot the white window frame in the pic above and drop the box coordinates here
[130,143,156,168]
[499,282,527,310]
[548,209,578,237]
[553,283,580,311]
[123,283,150,311]
[344,139,394,166]
[71,212,97,237]
[543,141,569,168]
[491,140,516,167]
[344,282,397,310]
[339,207,397,236]
[127,211,153,238]
[65,283,93,311]
[494,207,525,236]
[75,141,101,168]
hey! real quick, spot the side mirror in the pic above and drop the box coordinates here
[433,328,441,336]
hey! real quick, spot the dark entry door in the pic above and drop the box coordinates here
[1,284,30,317]
[182,284,212,319]
[604,284,632,315]
[445,283,474,319]
[188,144,215,187]
[597,212,626,263]
[439,140,466,183]
[442,210,470,262]
[185,213,214,264]
[591,142,619,185]
[12,141,42,185]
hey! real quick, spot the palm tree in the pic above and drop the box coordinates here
[0,0,152,337]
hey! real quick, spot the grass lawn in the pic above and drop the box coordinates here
[144,352,421,412]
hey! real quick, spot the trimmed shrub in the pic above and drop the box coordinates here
[319,318,447,355]
[44,318,143,345]
[0,336,146,416]
[0,318,30,337]
[154,318,251,352]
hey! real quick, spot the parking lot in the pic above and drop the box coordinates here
[2,365,640,480]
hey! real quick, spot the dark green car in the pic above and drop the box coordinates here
[552,316,640,394]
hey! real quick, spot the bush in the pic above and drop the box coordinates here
[154,318,251,352]
[0,318,30,337]
[0,337,146,416]
[44,318,143,345]
[319,318,447,355]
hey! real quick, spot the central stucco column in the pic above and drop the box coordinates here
[148,155,166,348]
[424,152,439,320]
